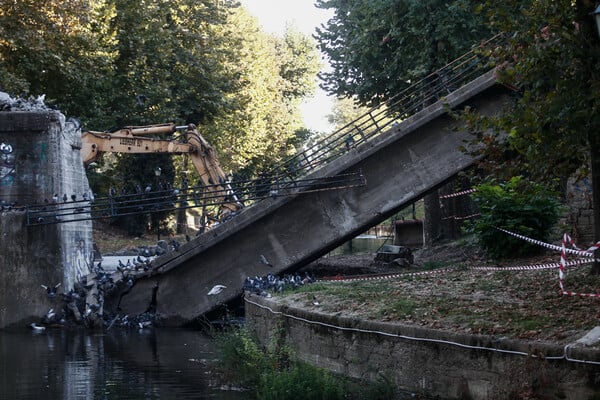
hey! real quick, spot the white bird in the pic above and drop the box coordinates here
[312,295,320,306]
[30,323,46,332]
[46,308,56,320]
[207,284,226,296]
[259,254,273,267]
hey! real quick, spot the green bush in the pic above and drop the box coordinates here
[257,362,344,400]
[213,327,396,399]
[213,327,270,387]
[468,176,562,259]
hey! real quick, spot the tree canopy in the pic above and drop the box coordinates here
[314,0,491,106]
[0,0,321,175]
[475,1,599,182]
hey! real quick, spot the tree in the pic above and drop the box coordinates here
[473,0,600,270]
[314,0,491,106]
[326,97,371,131]
[0,0,115,121]
[197,9,321,176]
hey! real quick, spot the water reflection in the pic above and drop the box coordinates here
[0,328,250,400]
[328,236,390,256]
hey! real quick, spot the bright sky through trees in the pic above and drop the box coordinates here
[239,0,334,133]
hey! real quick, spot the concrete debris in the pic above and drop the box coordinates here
[574,326,600,347]
[0,91,52,112]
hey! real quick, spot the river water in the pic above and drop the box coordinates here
[0,328,252,400]
[0,237,392,400]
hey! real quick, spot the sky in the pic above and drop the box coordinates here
[238,0,334,133]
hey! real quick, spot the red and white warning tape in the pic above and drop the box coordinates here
[320,258,591,284]
[320,268,455,283]
[441,213,480,221]
[439,188,477,199]
[470,258,591,271]
[494,227,596,258]
[321,228,598,298]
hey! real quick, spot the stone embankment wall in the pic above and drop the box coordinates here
[245,294,600,400]
[564,170,595,245]
[0,107,93,329]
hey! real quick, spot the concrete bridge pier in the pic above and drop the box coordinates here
[0,108,93,329]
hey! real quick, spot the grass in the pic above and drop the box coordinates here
[281,263,600,343]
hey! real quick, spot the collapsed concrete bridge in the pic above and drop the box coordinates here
[106,70,513,326]
[0,36,514,328]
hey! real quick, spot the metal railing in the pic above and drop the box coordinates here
[25,171,366,226]
[273,34,503,179]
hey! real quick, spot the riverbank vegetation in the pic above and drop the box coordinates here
[213,327,397,400]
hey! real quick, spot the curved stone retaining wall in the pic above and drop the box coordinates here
[245,294,600,399]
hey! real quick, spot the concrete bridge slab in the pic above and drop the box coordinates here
[106,71,513,326]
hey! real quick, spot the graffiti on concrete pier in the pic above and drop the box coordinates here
[0,142,15,186]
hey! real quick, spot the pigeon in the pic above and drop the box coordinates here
[312,295,320,306]
[207,285,226,296]
[41,283,61,298]
[135,94,148,107]
[259,254,273,268]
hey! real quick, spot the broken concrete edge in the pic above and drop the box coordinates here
[144,70,503,278]
[245,293,600,363]
[0,111,61,132]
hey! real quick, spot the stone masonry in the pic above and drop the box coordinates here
[0,106,93,329]
[245,294,600,400]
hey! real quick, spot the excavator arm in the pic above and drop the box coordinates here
[81,123,192,165]
[81,123,242,219]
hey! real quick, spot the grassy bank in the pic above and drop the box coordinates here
[279,259,600,343]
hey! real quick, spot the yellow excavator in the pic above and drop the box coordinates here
[80,123,243,221]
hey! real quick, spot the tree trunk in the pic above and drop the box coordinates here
[423,190,442,247]
[590,131,600,274]
[176,207,187,234]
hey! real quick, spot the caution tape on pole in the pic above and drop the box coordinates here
[559,233,600,298]
[495,227,599,298]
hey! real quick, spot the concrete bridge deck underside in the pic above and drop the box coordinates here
[106,71,512,325]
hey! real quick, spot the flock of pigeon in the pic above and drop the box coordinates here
[242,272,316,297]
[32,247,318,332]
[207,271,317,299]
[31,251,157,333]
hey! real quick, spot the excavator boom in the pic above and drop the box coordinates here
[80,123,242,220]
